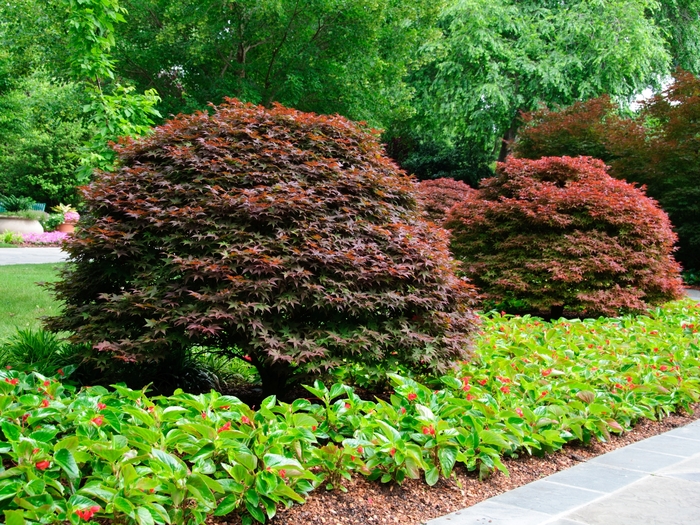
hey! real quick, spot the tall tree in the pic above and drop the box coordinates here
[113,0,439,125]
[409,0,671,164]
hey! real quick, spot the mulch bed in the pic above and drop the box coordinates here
[211,403,700,525]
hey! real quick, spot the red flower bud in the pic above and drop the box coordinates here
[515,408,524,417]
[4,378,19,386]
[407,392,417,402]
[35,460,50,470]
[389,448,396,457]
[344,402,351,409]
[541,368,552,377]
[91,415,104,426]
[97,402,107,410]
[41,399,50,408]
[241,415,252,425]
[279,469,286,479]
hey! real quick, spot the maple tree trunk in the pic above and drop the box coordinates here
[497,118,519,163]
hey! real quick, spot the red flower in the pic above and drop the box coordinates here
[32,448,39,454]
[407,392,417,402]
[422,425,435,436]
[312,425,317,431]
[35,460,51,471]
[541,368,552,377]
[496,376,511,384]
[344,402,351,409]
[97,402,107,410]
[241,415,252,426]
[660,365,668,371]
[389,448,396,457]
[217,422,232,433]
[43,380,50,387]
[400,407,406,414]
[4,378,18,386]
[500,385,510,394]
[540,391,548,398]
[515,408,524,417]
[201,412,207,419]
[357,446,364,454]
[477,379,487,386]
[466,394,475,401]
[219,405,230,410]
[147,405,155,413]
[57,368,64,376]
[91,415,104,426]
[41,399,50,408]
[279,469,286,479]
[462,383,471,392]
[75,506,101,521]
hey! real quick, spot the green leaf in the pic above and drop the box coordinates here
[438,446,458,477]
[54,448,80,479]
[214,494,240,517]
[425,466,439,486]
[4,510,24,525]
[1,421,21,442]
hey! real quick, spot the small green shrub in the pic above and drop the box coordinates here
[40,213,66,232]
[0,231,23,245]
[0,195,35,212]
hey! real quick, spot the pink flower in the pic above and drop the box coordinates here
[64,211,80,223]
[241,415,252,426]
[97,402,107,410]
[515,408,524,417]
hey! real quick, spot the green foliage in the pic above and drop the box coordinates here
[112,0,438,126]
[0,232,23,245]
[446,156,685,317]
[408,0,671,163]
[46,100,479,396]
[0,330,79,377]
[0,73,88,206]
[40,214,66,233]
[2,300,700,524]
[0,196,35,212]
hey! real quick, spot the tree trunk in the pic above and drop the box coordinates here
[497,118,520,163]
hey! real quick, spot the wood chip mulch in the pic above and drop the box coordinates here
[211,404,700,525]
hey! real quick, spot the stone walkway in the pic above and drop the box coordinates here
[0,247,68,265]
[429,420,700,525]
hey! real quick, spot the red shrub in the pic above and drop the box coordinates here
[46,99,479,394]
[513,96,631,162]
[417,178,476,224]
[446,156,684,317]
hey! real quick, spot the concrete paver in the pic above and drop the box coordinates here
[429,420,700,525]
[0,247,68,265]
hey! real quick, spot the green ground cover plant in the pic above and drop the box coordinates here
[0,264,63,343]
[1,299,698,525]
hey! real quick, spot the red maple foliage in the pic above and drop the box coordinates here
[416,178,476,224]
[46,99,479,395]
[446,156,684,318]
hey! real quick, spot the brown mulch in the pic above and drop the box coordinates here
[211,404,700,525]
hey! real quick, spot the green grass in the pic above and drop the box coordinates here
[0,263,64,343]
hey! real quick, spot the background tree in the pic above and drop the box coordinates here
[387,0,672,183]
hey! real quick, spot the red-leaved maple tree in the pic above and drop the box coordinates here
[46,99,479,395]
[446,156,684,318]
[417,178,476,224]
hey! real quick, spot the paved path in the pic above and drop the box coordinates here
[0,247,68,265]
[429,419,700,525]
[687,288,700,301]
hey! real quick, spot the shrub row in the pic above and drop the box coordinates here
[2,300,698,525]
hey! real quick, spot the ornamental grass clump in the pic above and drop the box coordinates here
[446,156,684,318]
[46,99,479,395]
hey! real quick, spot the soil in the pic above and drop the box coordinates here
[211,403,700,525]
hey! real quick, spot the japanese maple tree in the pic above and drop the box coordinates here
[46,99,479,394]
[417,178,476,224]
[446,156,684,318]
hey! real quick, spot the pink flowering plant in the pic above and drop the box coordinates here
[63,211,80,223]
[21,231,69,245]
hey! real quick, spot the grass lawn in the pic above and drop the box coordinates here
[0,263,64,343]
